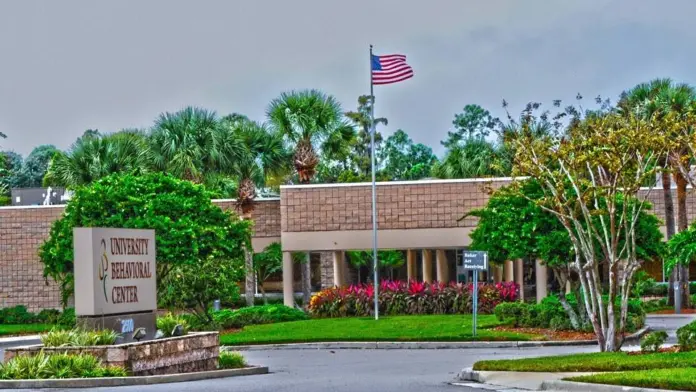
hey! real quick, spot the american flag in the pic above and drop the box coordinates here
[371,54,414,85]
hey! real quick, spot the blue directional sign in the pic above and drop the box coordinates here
[461,251,488,271]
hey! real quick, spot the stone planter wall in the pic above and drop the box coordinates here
[4,332,219,376]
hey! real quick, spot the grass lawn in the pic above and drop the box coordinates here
[220,315,538,345]
[0,324,55,337]
[567,368,696,391]
[474,351,696,372]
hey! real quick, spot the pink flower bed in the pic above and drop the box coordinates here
[309,280,518,317]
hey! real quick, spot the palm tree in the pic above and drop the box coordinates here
[149,106,246,183]
[44,130,151,187]
[620,78,696,307]
[267,89,350,306]
[431,138,502,179]
[220,116,289,306]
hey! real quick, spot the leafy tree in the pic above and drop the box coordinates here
[20,145,59,188]
[441,104,496,148]
[1,151,24,189]
[431,138,502,179]
[220,116,289,306]
[381,129,437,180]
[507,104,667,351]
[149,106,246,183]
[39,173,251,307]
[253,242,283,303]
[44,130,151,188]
[619,78,696,307]
[268,89,351,305]
[344,95,387,178]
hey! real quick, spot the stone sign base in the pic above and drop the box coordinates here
[4,332,219,376]
[77,311,157,343]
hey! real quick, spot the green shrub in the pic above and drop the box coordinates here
[213,305,308,329]
[0,352,126,380]
[640,331,668,352]
[36,309,61,324]
[677,321,696,351]
[39,173,251,307]
[218,351,246,369]
[494,302,527,327]
[57,308,76,327]
[550,315,572,331]
[642,298,669,313]
[40,329,119,347]
[0,305,36,324]
[156,313,190,337]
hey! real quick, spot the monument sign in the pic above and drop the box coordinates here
[74,228,157,342]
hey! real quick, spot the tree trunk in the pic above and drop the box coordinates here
[676,172,691,308]
[244,247,255,307]
[301,253,312,308]
[552,268,581,330]
[662,171,677,305]
[259,283,268,305]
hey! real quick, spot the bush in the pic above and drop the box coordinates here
[156,313,190,337]
[642,298,669,313]
[39,173,251,307]
[214,305,308,329]
[677,321,696,351]
[36,309,61,324]
[0,352,127,380]
[640,331,668,352]
[40,329,119,347]
[218,352,246,369]
[57,308,76,327]
[0,305,36,324]
[309,281,518,318]
[494,302,527,327]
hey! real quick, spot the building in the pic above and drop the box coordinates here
[10,187,71,206]
[0,177,678,310]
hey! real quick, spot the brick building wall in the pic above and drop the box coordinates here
[0,199,281,310]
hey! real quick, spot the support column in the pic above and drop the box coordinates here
[407,250,417,281]
[504,260,514,282]
[422,250,433,282]
[535,259,548,304]
[515,259,524,301]
[436,250,449,283]
[283,252,294,307]
[493,265,503,283]
[333,251,345,287]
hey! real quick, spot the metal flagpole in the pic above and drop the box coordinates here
[370,44,379,321]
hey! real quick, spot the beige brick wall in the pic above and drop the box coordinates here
[0,199,281,310]
[280,179,510,232]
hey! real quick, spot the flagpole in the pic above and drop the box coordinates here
[370,44,379,321]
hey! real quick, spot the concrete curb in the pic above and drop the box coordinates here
[0,366,268,389]
[541,380,682,392]
[0,335,40,349]
[223,327,650,351]
[457,368,598,391]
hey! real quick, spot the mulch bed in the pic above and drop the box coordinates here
[492,327,597,341]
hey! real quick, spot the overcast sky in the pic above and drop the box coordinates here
[2,0,696,157]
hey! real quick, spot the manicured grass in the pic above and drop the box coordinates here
[474,351,696,372]
[567,368,696,391]
[220,315,538,345]
[0,324,56,336]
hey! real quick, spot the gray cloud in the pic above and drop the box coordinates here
[1,0,695,156]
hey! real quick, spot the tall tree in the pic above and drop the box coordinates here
[344,95,387,178]
[431,138,502,179]
[381,129,437,180]
[20,145,59,188]
[220,116,289,306]
[441,104,495,148]
[150,106,246,183]
[0,151,24,189]
[267,89,349,306]
[508,105,667,351]
[619,78,696,307]
[44,131,151,187]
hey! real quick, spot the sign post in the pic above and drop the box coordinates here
[73,227,157,343]
[460,251,488,337]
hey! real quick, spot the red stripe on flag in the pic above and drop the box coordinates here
[373,72,414,85]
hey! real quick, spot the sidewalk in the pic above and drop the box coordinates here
[0,335,40,349]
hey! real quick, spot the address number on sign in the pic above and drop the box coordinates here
[120,319,134,334]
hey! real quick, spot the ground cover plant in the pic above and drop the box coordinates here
[40,329,119,347]
[566,368,696,391]
[218,352,247,369]
[309,281,518,317]
[0,352,127,380]
[214,304,308,329]
[220,314,536,345]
